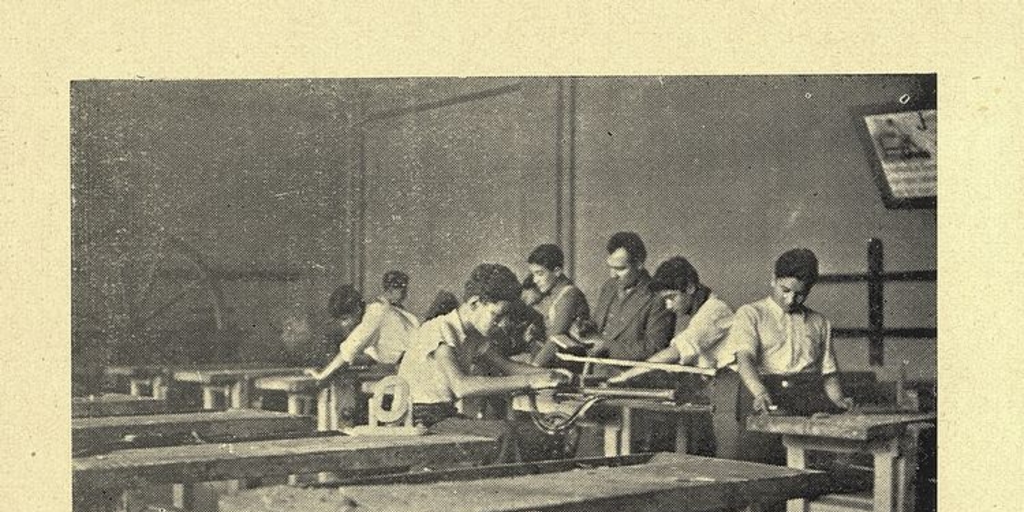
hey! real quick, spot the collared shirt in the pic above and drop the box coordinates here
[397,309,488,404]
[670,293,735,370]
[724,297,838,376]
[338,299,420,364]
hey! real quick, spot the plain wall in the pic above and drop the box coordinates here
[71,76,936,381]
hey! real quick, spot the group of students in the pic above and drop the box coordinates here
[304,231,853,467]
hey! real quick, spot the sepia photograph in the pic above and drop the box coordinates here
[69,75,937,512]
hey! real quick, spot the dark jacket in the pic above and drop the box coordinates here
[592,270,675,361]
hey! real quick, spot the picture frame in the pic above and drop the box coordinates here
[852,96,937,209]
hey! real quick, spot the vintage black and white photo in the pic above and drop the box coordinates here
[70,75,937,512]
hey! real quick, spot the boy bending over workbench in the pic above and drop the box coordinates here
[398,263,572,427]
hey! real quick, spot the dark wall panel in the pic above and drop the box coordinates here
[361,78,559,316]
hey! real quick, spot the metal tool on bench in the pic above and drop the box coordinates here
[524,354,717,434]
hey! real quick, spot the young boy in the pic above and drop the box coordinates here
[306,271,420,380]
[727,248,852,465]
[524,244,591,367]
[607,256,734,383]
[606,256,734,456]
[397,263,572,427]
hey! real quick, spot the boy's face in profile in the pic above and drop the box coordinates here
[468,298,511,337]
[657,286,697,314]
[771,277,811,312]
[528,263,560,294]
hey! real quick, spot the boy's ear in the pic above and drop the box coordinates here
[464,295,480,308]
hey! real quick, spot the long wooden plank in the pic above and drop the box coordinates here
[74,434,498,490]
[73,394,169,418]
[557,353,717,376]
[745,412,936,441]
[219,453,831,512]
[73,409,315,452]
[255,365,396,393]
[173,367,307,385]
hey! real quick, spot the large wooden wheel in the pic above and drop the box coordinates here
[74,229,230,365]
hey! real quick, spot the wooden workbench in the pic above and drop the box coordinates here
[74,433,499,509]
[73,393,169,418]
[746,412,936,512]
[219,452,831,512]
[172,367,306,409]
[73,409,315,453]
[254,364,396,430]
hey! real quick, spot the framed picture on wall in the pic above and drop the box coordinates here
[853,100,937,209]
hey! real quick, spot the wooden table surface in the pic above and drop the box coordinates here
[74,433,498,491]
[745,412,936,441]
[73,409,315,451]
[172,367,308,385]
[255,365,397,393]
[72,393,169,418]
[219,452,831,512]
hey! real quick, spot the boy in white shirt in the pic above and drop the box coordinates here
[307,271,419,380]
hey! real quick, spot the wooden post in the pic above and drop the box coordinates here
[785,443,811,512]
[868,238,885,366]
[896,424,929,512]
[873,438,901,512]
[230,379,250,409]
[603,424,621,457]
[619,407,633,456]
[201,386,218,410]
[152,375,169,400]
[674,414,691,454]
[316,387,331,430]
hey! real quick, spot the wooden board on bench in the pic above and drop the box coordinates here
[74,433,498,491]
[73,393,170,418]
[73,409,315,452]
[219,452,832,512]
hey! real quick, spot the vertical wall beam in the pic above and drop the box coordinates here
[566,78,578,279]
[554,79,565,248]
[868,238,885,365]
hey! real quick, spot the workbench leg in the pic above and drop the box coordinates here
[874,447,900,512]
[171,483,194,510]
[895,424,927,512]
[129,379,143,397]
[619,407,633,455]
[316,387,330,429]
[316,387,333,483]
[152,376,169,400]
[784,440,810,512]
[286,393,303,415]
[674,415,691,454]
[230,379,251,409]
[603,424,621,457]
[201,386,218,410]
[285,392,316,486]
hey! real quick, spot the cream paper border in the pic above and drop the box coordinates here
[2,2,1020,510]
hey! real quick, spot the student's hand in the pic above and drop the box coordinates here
[606,369,639,385]
[586,340,610,357]
[529,369,574,390]
[304,368,325,381]
[833,396,855,411]
[752,391,774,414]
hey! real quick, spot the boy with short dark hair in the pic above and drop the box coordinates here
[398,263,571,426]
[727,248,851,465]
[306,271,419,381]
